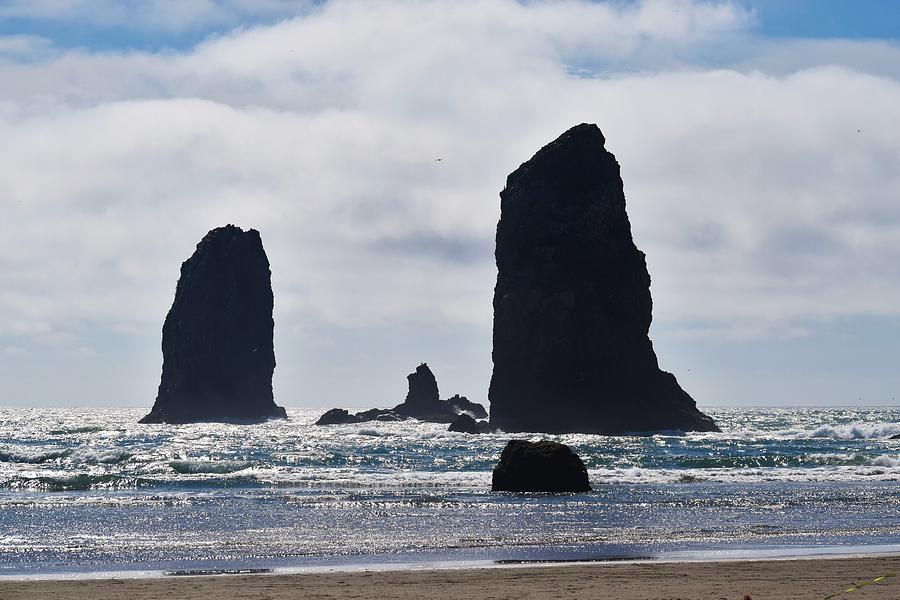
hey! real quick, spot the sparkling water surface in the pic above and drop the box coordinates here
[2,407,900,575]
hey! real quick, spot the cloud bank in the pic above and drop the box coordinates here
[2,0,900,406]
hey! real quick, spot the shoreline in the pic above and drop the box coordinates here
[1,554,898,599]
[4,545,900,581]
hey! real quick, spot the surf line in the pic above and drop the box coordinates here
[822,572,895,599]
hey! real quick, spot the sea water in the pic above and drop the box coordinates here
[2,406,900,576]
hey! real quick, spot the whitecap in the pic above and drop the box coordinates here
[169,460,254,474]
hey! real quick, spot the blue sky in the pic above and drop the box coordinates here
[748,0,900,40]
[2,1,899,53]
[0,0,900,51]
[2,0,900,409]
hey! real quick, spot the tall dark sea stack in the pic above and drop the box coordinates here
[140,225,287,424]
[488,124,718,434]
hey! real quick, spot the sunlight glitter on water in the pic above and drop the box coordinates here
[1,406,900,575]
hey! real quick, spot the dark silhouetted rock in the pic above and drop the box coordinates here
[447,394,488,419]
[140,225,287,424]
[315,408,361,425]
[393,363,487,423]
[314,407,407,426]
[491,440,591,493]
[890,433,900,440]
[393,363,442,417]
[356,408,406,422]
[449,414,479,433]
[488,124,718,435]
[316,363,487,426]
[448,413,494,434]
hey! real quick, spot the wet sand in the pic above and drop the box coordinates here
[1,555,898,599]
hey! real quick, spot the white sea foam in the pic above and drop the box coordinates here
[169,460,254,474]
[871,454,900,467]
[68,448,132,464]
[0,448,70,464]
[693,421,900,441]
[588,464,900,484]
[805,423,900,440]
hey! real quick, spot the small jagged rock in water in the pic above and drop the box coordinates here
[315,408,361,425]
[448,413,493,434]
[316,363,487,425]
[392,363,487,423]
[446,394,488,419]
[488,123,718,435]
[491,440,591,493]
[140,225,287,424]
[356,408,406,422]
[314,407,405,426]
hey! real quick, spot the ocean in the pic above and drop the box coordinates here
[2,406,900,576]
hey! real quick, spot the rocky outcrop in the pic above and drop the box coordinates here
[393,363,443,418]
[314,408,406,425]
[315,363,487,425]
[315,409,360,425]
[392,364,488,423]
[447,395,488,419]
[140,225,287,424]
[491,440,591,493]
[448,413,493,434]
[356,408,406,422]
[315,408,407,425]
[488,124,718,435]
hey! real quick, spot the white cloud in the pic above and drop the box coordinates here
[1,0,899,405]
[0,34,53,58]
[2,345,33,358]
[67,345,99,358]
[737,38,900,80]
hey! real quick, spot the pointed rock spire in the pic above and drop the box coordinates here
[488,124,718,434]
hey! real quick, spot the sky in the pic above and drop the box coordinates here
[1,0,900,409]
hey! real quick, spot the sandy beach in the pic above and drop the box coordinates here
[1,555,898,600]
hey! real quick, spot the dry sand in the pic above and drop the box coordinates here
[1,555,899,600]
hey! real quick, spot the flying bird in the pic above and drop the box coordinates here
[434,158,443,162]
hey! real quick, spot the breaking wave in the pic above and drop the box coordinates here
[0,448,71,464]
[804,423,900,440]
[718,422,900,441]
[48,426,105,436]
[0,447,131,465]
[169,460,254,474]
[0,474,146,491]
